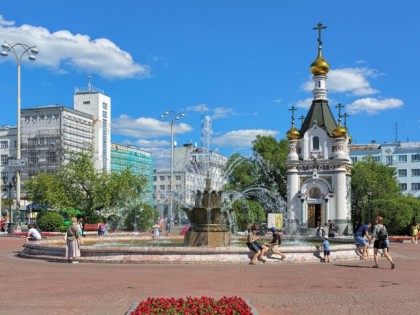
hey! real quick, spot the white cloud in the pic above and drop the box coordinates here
[0,16,149,79]
[294,98,313,110]
[302,67,379,96]
[272,99,282,103]
[112,114,193,138]
[213,129,279,148]
[186,103,209,112]
[212,106,239,119]
[347,98,404,115]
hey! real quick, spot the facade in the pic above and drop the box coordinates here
[74,82,111,172]
[0,126,17,218]
[154,144,228,219]
[111,143,154,205]
[285,24,352,235]
[20,106,93,179]
[349,141,420,198]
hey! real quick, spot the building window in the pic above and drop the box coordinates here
[159,185,165,190]
[398,155,407,162]
[83,101,90,105]
[400,183,407,191]
[153,176,157,181]
[1,155,8,165]
[0,141,8,148]
[159,176,165,181]
[412,169,420,177]
[312,136,319,150]
[412,183,420,191]
[398,169,407,177]
[386,156,393,165]
[176,175,181,181]
[351,157,358,163]
[373,156,380,162]
[412,154,420,162]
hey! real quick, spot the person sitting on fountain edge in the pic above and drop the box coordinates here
[247,225,266,264]
[263,227,286,260]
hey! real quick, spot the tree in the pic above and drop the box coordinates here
[232,199,266,231]
[252,136,289,200]
[351,156,402,231]
[25,150,148,223]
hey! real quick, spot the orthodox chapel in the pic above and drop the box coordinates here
[285,23,352,235]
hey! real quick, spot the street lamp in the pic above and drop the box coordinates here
[1,41,39,212]
[160,111,185,224]
[2,174,17,226]
[367,189,372,224]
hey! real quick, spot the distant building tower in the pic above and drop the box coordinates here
[74,77,111,172]
[285,23,352,235]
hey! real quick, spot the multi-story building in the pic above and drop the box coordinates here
[20,106,93,179]
[74,82,111,172]
[154,143,228,219]
[111,143,154,206]
[349,141,420,198]
[0,126,17,218]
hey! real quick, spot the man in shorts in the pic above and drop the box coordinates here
[355,222,371,259]
[263,227,286,260]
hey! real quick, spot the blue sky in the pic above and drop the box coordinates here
[1,1,419,166]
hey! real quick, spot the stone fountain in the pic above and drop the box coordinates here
[183,174,233,247]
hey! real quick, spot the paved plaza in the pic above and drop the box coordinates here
[1,237,419,315]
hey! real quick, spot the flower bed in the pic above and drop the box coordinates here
[129,296,255,315]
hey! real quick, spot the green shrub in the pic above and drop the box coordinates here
[59,225,68,233]
[36,211,64,232]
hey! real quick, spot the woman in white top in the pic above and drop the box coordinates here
[25,224,41,241]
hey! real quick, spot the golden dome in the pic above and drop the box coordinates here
[348,134,353,144]
[332,125,347,138]
[286,125,300,140]
[310,49,330,75]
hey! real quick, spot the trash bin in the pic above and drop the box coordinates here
[7,223,15,233]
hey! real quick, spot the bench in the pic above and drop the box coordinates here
[83,224,98,231]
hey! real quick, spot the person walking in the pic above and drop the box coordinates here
[370,216,395,269]
[65,217,81,263]
[322,235,331,262]
[263,227,286,260]
[327,220,335,237]
[97,220,106,236]
[247,225,266,264]
[355,222,372,259]
[411,222,419,244]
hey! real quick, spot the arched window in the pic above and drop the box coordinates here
[313,136,320,150]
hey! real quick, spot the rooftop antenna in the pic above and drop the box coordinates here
[88,75,92,92]
[406,121,409,142]
[395,122,398,142]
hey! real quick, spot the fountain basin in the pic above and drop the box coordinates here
[18,235,365,264]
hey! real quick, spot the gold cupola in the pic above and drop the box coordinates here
[286,122,300,140]
[332,124,347,138]
[310,48,330,75]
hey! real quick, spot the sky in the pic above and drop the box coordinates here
[0,1,419,168]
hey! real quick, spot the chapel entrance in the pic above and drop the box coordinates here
[307,204,322,228]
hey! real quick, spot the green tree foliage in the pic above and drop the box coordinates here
[224,153,257,192]
[233,199,266,231]
[36,211,64,232]
[252,136,289,200]
[123,203,158,231]
[25,150,148,223]
[351,156,404,231]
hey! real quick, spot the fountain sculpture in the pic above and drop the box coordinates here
[183,174,233,247]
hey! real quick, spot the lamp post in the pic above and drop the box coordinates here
[2,175,16,227]
[160,111,185,224]
[367,189,372,224]
[1,41,39,213]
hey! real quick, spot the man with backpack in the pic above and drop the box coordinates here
[370,216,395,269]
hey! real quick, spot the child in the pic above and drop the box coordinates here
[322,235,331,262]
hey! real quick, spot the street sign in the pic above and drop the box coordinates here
[8,159,26,170]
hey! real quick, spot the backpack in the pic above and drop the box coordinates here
[377,225,388,241]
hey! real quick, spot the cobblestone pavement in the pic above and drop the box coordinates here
[1,237,419,315]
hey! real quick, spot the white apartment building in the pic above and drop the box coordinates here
[74,83,111,172]
[0,126,17,203]
[349,141,420,198]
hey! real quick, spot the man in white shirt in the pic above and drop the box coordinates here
[25,224,42,241]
